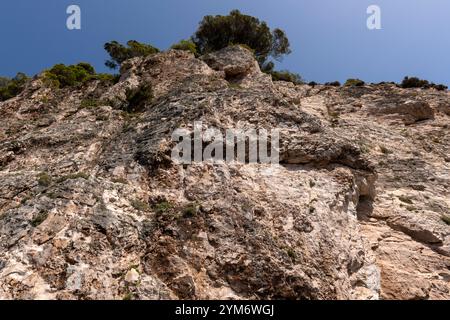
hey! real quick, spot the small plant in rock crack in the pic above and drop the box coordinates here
[111,177,128,184]
[286,247,297,260]
[380,145,393,155]
[56,172,90,183]
[154,201,173,214]
[326,105,340,121]
[151,200,181,229]
[182,202,200,218]
[441,215,450,226]
[131,199,151,212]
[80,98,107,109]
[357,140,371,154]
[122,293,133,300]
[398,195,413,205]
[31,211,48,227]
[37,172,52,187]
[227,82,243,90]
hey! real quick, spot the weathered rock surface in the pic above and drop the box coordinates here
[0,46,448,300]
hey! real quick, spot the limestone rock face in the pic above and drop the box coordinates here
[0,47,449,300]
[367,98,435,125]
[201,46,259,78]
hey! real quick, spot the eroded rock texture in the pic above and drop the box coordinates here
[0,46,448,300]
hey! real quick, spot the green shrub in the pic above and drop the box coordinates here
[56,172,90,183]
[324,81,341,87]
[270,70,303,85]
[344,78,365,87]
[227,82,243,90]
[171,39,198,56]
[44,63,96,88]
[308,81,318,87]
[286,247,297,260]
[0,73,28,102]
[93,73,121,84]
[44,63,116,89]
[104,40,160,69]
[0,77,9,87]
[401,76,447,91]
[31,211,48,227]
[131,199,151,212]
[192,10,291,69]
[77,62,95,74]
[182,203,199,218]
[401,76,429,89]
[433,84,448,91]
[154,201,172,214]
[37,172,52,187]
[80,98,103,108]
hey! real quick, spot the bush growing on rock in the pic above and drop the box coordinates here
[0,73,28,101]
[171,39,198,56]
[325,81,341,87]
[0,77,9,87]
[94,73,121,84]
[377,81,396,85]
[44,63,95,88]
[193,10,291,70]
[433,84,448,91]
[270,70,304,85]
[104,40,160,69]
[44,63,116,88]
[37,172,52,187]
[30,211,48,227]
[401,76,448,91]
[344,78,365,87]
[401,76,429,89]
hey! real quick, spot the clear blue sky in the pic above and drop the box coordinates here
[1,0,449,85]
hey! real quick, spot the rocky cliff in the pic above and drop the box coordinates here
[0,46,449,300]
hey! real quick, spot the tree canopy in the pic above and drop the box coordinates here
[102,11,298,83]
[192,10,291,70]
[44,63,96,88]
[0,73,28,102]
[401,76,448,91]
[0,77,10,88]
[104,40,160,69]
[171,39,198,56]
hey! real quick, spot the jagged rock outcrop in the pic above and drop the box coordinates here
[0,46,448,300]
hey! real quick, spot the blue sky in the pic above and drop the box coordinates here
[0,0,449,85]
